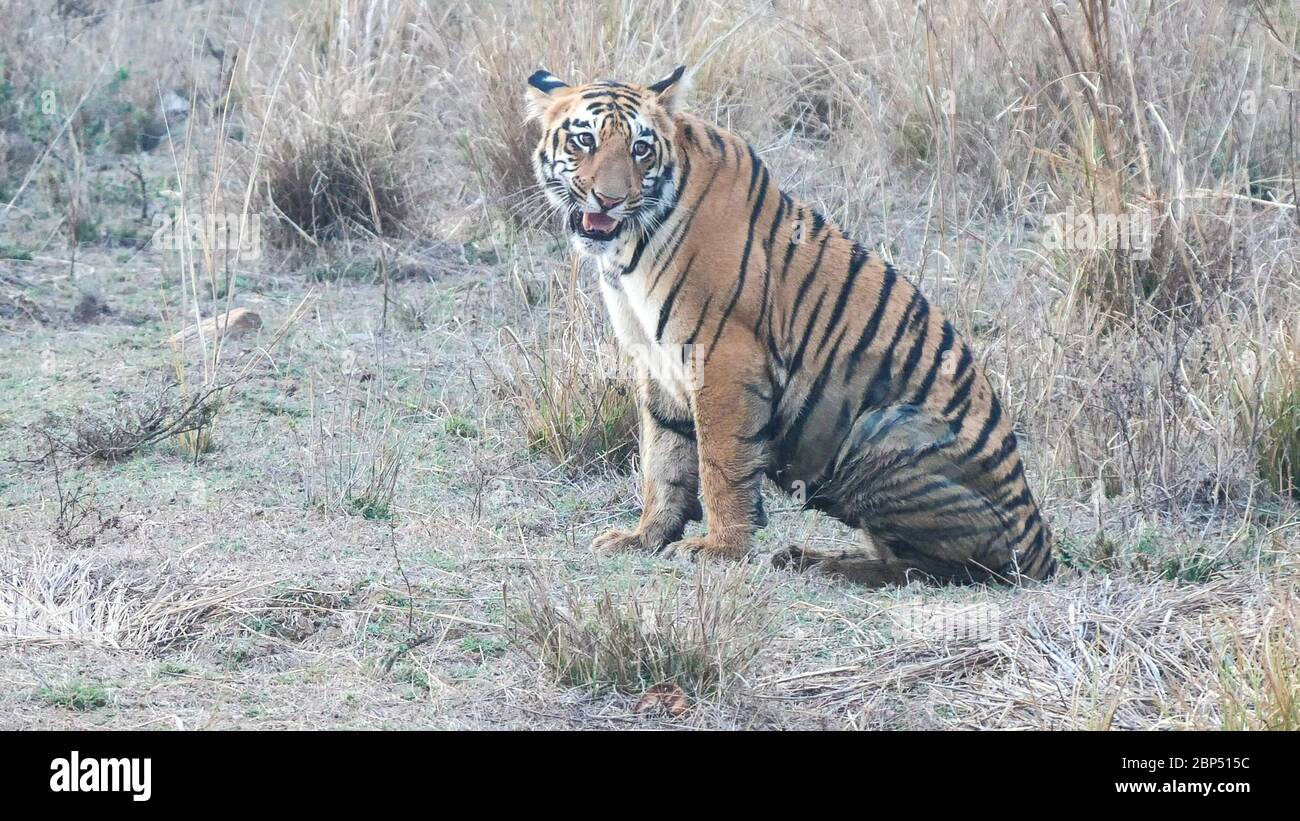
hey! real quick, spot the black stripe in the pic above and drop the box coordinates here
[909,320,955,404]
[706,126,727,158]
[638,154,691,285]
[681,123,700,149]
[979,431,1019,474]
[746,144,763,201]
[889,491,999,521]
[1001,486,1034,513]
[857,291,921,416]
[752,194,789,334]
[647,159,722,287]
[817,244,871,351]
[647,405,695,440]
[789,235,832,322]
[787,290,828,375]
[989,460,1025,496]
[683,294,714,345]
[705,155,770,360]
[942,366,977,417]
[845,263,898,381]
[886,296,931,403]
[779,324,850,470]
[961,396,1002,462]
[655,254,697,341]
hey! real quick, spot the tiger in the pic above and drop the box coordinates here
[525,65,1056,586]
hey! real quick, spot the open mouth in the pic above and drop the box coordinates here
[570,210,623,241]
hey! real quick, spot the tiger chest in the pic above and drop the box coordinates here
[598,268,694,406]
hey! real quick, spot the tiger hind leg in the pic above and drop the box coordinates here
[791,403,1051,585]
[770,537,917,587]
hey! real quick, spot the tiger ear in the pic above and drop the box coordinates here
[647,65,689,114]
[525,69,569,121]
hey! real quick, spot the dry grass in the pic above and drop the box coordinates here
[0,0,1297,729]
[485,262,639,475]
[244,0,434,245]
[299,377,405,520]
[0,549,268,650]
[1256,326,1300,500]
[512,564,774,698]
[767,574,1298,730]
[1215,590,1300,730]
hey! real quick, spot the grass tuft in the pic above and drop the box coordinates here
[1258,340,1300,500]
[38,681,109,712]
[511,566,774,698]
[1215,595,1300,730]
[300,379,404,520]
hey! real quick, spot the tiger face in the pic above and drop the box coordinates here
[526,66,687,257]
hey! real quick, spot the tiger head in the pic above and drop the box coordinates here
[526,65,688,256]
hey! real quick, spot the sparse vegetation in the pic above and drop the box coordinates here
[38,680,109,712]
[1214,594,1300,731]
[487,266,639,475]
[299,379,404,520]
[1258,336,1300,501]
[511,566,774,698]
[0,0,1296,729]
[31,380,223,463]
[249,1,427,245]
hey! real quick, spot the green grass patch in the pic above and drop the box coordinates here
[38,681,109,711]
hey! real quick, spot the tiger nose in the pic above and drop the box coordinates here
[594,192,625,210]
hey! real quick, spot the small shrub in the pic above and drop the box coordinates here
[489,299,638,476]
[248,1,425,246]
[511,566,773,698]
[522,376,637,473]
[38,681,109,712]
[34,381,222,463]
[264,134,410,245]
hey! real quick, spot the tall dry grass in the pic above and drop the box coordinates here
[0,0,1297,728]
[238,0,439,246]
[2,0,1295,559]
[442,0,1299,564]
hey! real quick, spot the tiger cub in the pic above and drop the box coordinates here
[526,65,1055,585]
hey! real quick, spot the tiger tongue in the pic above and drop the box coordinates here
[582,212,618,233]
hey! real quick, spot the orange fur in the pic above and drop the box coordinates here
[529,67,1056,586]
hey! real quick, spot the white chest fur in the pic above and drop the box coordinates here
[598,262,694,406]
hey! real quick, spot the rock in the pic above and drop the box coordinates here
[170,307,262,343]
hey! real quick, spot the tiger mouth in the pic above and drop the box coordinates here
[571,210,624,241]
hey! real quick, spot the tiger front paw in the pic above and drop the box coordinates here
[591,529,648,555]
[659,535,747,563]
